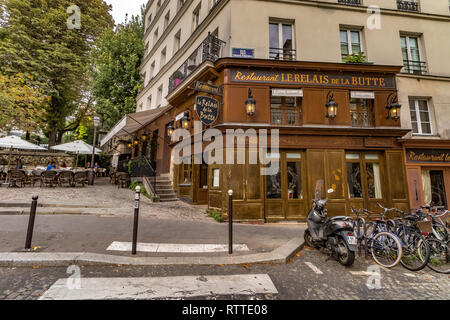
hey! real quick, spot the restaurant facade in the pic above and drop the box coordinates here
[131,58,411,221]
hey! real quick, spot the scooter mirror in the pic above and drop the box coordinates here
[327,188,334,194]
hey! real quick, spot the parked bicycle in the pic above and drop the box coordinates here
[378,203,431,272]
[351,207,402,269]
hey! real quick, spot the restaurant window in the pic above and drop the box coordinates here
[409,99,432,135]
[199,162,208,189]
[269,21,295,61]
[401,35,425,74]
[212,168,220,188]
[179,156,192,184]
[422,170,448,210]
[270,96,301,125]
[350,98,374,127]
[287,153,303,200]
[346,153,382,199]
[340,29,363,61]
[265,152,281,199]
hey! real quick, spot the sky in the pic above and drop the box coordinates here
[104,0,147,24]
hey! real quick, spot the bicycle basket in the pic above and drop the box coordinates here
[416,220,433,233]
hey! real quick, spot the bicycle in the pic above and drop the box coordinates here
[351,207,402,268]
[377,203,431,272]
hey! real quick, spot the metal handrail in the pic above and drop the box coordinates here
[397,0,419,12]
[269,47,296,61]
[338,0,362,6]
[402,60,427,75]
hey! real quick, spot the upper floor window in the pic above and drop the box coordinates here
[401,35,426,74]
[350,98,374,127]
[153,28,159,46]
[178,0,187,12]
[192,3,201,31]
[340,29,363,61]
[156,0,161,12]
[269,22,295,61]
[409,99,432,135]
[397,0,419,12]
[147,95,152,109]
[160,47,167,67]
[157,85,163,106]
[164,11,170,31]
[150,61,155,79]
[270,95,301,125]
[210,0,221,10]
[173,30,181,54]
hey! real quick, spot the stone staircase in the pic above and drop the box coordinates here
[146,174,178,202]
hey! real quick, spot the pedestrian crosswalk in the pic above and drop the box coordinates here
[106,241,250,253]
[39,274,278,300]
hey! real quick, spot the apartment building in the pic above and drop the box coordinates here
[103,0,450,220]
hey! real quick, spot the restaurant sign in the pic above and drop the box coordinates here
[195,96,219,125]
[406,149,450,163]
[230,69,396,89]
[191,81,222,97]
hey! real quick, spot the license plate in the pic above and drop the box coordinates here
[347,236,357,245]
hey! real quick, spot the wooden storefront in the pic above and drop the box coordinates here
[133,58,411,222]
[401,139,450,211]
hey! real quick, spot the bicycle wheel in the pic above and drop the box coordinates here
[400,233,430,271]
[426,238,450,274]
[370,231,403,268]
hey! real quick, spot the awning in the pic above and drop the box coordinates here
[100,105,172,147]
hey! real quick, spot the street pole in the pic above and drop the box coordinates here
[132,186,141,255]
[228,189,233,255]
[88,116,100,186]
[25,195,38,250]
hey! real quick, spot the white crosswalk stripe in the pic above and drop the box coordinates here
[39,274,278,300]
[305,262,323,274]
[106,241,250,253]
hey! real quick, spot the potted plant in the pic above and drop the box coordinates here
[344,52,369,64]
[173,70,184,88]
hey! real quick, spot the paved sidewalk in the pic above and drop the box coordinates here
[0,214,305,266]
[0,178,210,221]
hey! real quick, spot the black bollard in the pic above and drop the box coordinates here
[25,195,38,250]
[132,186,141,255]
[228,190,233,255]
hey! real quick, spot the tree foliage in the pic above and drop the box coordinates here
[90,11,145,130]
[0,73,49,133]
[0,0,114,145]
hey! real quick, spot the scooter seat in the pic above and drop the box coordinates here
[328,216,349,221]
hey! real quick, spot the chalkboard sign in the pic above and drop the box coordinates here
[195,96,219,126]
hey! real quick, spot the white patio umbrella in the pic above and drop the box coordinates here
[50,140,101,168]
[0,136,46,183]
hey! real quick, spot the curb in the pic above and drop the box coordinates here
[0,238,305,267]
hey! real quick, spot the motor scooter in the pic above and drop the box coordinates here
[304,188,357,267]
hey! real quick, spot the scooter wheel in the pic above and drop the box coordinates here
[337,237,355,267]
[304,229,314,248]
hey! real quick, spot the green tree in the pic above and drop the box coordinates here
[0,73,49,134]
[90,11,145,130]
[0,0,114,146]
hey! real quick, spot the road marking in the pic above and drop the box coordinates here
[39,274,278,300]
[106,242,250,253]
[349,271,374,276]
[305,262,323,274]
[403,273,416,278]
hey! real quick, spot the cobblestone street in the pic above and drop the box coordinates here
[0,248,448,300]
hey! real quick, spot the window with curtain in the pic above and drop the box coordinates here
[269,22,295,60]
[340,29,363,61]
[409,99,432,135]
[401,35,423,74]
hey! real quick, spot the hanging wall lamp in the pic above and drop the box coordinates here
[386,93,401,121]
[245,88,256,117]
[325,91,338,119]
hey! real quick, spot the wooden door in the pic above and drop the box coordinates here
[265,151,306,220]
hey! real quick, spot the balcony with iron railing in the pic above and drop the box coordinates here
[269,48,296,61]
[338,0,362,6]
[168,34,226,94]
[402,60,427,75]
[397,0,419,12]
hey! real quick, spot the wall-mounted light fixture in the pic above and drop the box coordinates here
[127,141,133,149]
[167,123,175,137]
[245,88,256,117]
[133,137,139,146]
[141,132,148,142]
[386,93,401,121]
[325,91,338,119]
[182,111,192,129]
